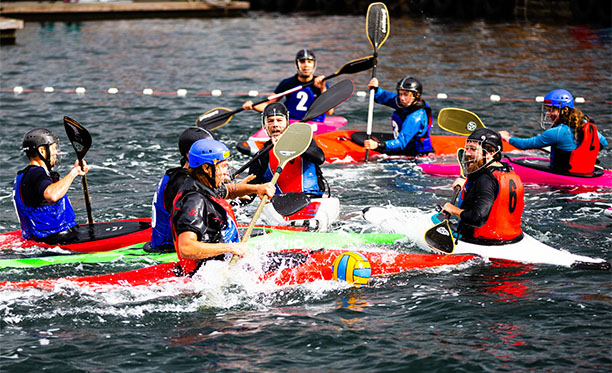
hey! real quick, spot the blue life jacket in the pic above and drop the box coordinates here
[13,166,77,239]
[150,173,172,249]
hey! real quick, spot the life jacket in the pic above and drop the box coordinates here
[12,166,77,239]
[390,101,433,153]
[568,122,600,174]
[150,167,186,250]
[172,180,239,276]
[267,148,321,195]
[471,169,524,242]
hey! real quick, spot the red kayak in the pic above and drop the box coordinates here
[0,249,476,291]
[418,157,612,189]
[0,218,152,253]
[237,130,519,164]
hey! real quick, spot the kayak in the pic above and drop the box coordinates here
[259,197,340,232]
[0,218,152,253]
[0,248,476,291]
[249,116,347,141]
[363,206,610,270]
[0,228,407,269]
[237,130,519,164]
[418,156,612,189]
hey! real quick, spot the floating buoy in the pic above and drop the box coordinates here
[490,94,501,102]
[142,88,153,95]
[575,97,585,103]
[356,90,367,97]
[13,86,24,94]
[43,86,54,93]
[535,96,544,102]
[248,90,259,97]
[437,93,448,99]
[108,88,119,94]
[75,87,86,94]
[176,89,187,97]
[211,89,222,96]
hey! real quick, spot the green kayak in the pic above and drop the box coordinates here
[0,229,405,269]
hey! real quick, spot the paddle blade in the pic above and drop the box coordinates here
[366,2,390,50]
[424,220,455,254]
[273,122,313,169]
[196,107,235,131]
[63,116,92,161]
[303,79,354,122]
[456,148,467,178]
[271,193,311,217]
[334,55,375,76]
[437,108,486,136]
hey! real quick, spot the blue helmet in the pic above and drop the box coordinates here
[188,139,230,168]
[544,89,574,109]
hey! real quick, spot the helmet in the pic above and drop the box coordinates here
[188,139,230,168]
[295,49,316,63]
[178,127,214,158]
[463,128,502,174]
[22,128,58,155]
[396,76,422,95]
[261,102,289,128]
[543,89,574,109]
[467,128,502,152]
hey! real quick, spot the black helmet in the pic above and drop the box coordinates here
[178,127,215,158]
[261,102,289,128]
[295,49,316,63]
[396,76,423,95]
[467,128,502,153]
[22,128,58,156]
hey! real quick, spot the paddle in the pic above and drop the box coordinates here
[196,55,373,131]
[424,148,466,254]
[269,193,311,217]
[63,116,94,224]
[364,2,390,163]
[230,78,355,179]
[437,108,486,136]
[229,122,314,265]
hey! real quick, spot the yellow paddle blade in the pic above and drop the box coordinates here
[437,108,486,136]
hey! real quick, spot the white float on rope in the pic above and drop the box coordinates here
[490,94,501,102]
[211,89,222,96]
[176,89,187,97]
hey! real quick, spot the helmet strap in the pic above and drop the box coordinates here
[37,145,54,172]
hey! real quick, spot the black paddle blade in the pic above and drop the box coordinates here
[424,220,455,254]
[196,107,236,131]
[303,79,354,122]
[63,116,92,161]
[271,193,311,217]
[334,55,375,76]
[366,2,390,50]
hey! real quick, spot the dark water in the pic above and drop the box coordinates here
[1,14,611,371]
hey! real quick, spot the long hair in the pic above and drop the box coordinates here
[187,164,215,189]
[558,107,591,142]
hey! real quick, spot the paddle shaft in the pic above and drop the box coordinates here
[79,158,94,224]
[364,57,378,162]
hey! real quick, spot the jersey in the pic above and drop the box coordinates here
[275,75,328,122]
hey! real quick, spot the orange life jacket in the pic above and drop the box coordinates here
[472,169,524,241]
[568,122,600,174]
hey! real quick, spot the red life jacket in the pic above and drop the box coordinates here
[472,169,524,241]
[268,149,304,193]
[568,122,600,174]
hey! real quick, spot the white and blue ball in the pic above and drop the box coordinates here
[332,252,371,287]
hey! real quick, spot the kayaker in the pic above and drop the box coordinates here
[171,138,273,276]
[248,102,327,196]
[442,128,525,244]
[13,128,89,244]
[500,89,608,174]
[242,49,333,122]
[362,76,434,156]
[148,127,274,253]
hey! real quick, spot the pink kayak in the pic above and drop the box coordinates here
[249,116,347,141]
[418,157,612,189]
